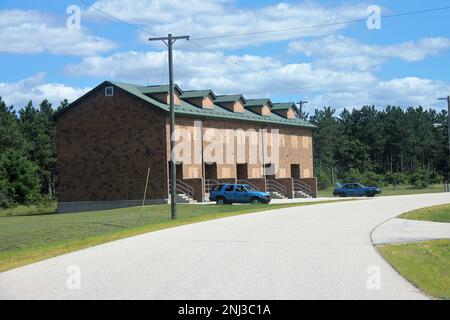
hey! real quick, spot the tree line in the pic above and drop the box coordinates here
[0,97,69,208]
[0,96,449,207]
[307,106,449,190]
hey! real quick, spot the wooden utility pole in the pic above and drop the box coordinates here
[439,96,450,152]
[296,100,308,119]
[438,96,450,156]
[149,34,189,220]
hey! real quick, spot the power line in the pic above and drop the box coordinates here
[187,39,324,92]
[75,1,450,96]
[78,1,450,43]
[190,5,450,41]
[77,0,159,36]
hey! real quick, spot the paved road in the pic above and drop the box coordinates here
[1,193,449,300]
[372,218,450,245]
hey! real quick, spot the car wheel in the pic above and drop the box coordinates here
[216,197,225,205]
[251,197,261,204]
[341,193,348,198]
[367,192,375,198]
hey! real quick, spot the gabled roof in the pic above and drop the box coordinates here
[215,94,246,104]
[181,90,216,99]
[54,81,315,129]
[272,102,297,111]
[245,99,273,108]
[140,84,183,95]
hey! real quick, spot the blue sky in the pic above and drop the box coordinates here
[1,0,450,113]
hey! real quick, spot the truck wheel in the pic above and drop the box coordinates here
[216,197,225,205]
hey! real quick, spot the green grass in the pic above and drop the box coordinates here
[318,184,445,198]
[0,200,345,272]
[0,203,57,217]
[378,240,450,299]
[400,204,450,223]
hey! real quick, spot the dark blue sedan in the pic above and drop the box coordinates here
[333,183,381,197]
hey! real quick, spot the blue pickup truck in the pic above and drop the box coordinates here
[209,184,271,205]
[333,183,381,197]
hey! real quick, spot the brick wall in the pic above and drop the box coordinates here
[166,116,314,181]
[56,84,168,203]
[56,84,315,208]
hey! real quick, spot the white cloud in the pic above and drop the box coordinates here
[0,10,117,56]
[289,35,450,71]
[65,50,375,95]
[0,73,90,108]
[310,77,450,109]
[86,0,369,49]
[85,0,227,24]
[65,48,450,110]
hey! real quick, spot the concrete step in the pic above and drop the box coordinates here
[270,191,288,200]
[175,194,197,204]
[294,191,312,199]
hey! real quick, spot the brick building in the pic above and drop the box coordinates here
[54,81,317,213]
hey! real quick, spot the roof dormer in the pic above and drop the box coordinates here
[140,84,183,105]
[272,103,297,119]
[245,99,272,117]
[215,95,246,113]
[181,90,216,109]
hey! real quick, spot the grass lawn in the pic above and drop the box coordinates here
[378,240,450,299]
[0,200,345,272]
[400,203,450,223]
[318,184,445,198]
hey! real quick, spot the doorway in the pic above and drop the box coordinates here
[291,164,301,179]
[168,161,183,180]
[237,163,248,180]
[205,163,218,180]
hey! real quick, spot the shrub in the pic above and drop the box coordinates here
[315,169,332,190]
[429,172,444,185]
[384,172,408,186]
[341,169,382,186]
[0,151,41,208]
[409,170,430,189]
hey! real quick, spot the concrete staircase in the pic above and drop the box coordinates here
[176,193,197,204]
[169,180,197,204]
[294,190,312,198]
[266,180,288,200]
[294,180,313,199]
[270,191,288,200]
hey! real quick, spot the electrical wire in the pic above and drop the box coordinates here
[187,39,322,92]
[76,1,450,95]
[77,0,159,36]
[190,5,450,41]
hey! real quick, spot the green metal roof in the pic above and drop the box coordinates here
[139,84,183,95]
[55,81,315,129]
[245,99,273,108]
[215,94,246,104]
[181,90,216,99]
[272,102,297,110]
